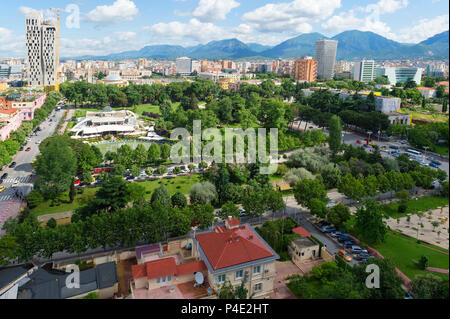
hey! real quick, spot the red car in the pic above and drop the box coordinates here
[356,140,363,144]
[26,147,31,151]
[73,179,81,186]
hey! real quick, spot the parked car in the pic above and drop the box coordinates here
[337,234,350,242]
[1,173,8,180]
[19,146,24,151]
[126,175,135,180]
[355,253,372,260]
[317,220,330,227]
[330,231,343,238]
[344,241,355,249]
[356,140,363,144]
[0,186,5,193]
[351,246,368,254]
[26,147,31,152]
[431,160,442,166]
[322,226,336,233]
[239,209,247,217]
[9,162,16,168]
[429,162,439,168]
[338,250,352,262]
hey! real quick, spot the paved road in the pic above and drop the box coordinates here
[0,107,65,235]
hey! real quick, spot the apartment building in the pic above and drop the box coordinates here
[293,58,317,82]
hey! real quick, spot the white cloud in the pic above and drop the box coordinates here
[85,0,139,23]
[0,28,25,57]
[19,6,56,19]
[322,0,410,39]
[114,31,137,41]
[321,0,448,43]
[393,14,449,43]
[192,0,240,22]
[242,0,341,34]
[144,18,226,43]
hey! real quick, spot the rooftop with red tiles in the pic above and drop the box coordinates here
[196,223,275,271]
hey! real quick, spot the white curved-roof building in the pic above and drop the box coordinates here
[70,109,144,139]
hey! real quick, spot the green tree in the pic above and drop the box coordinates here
[26,190,44,209]
[46,218,57,228]
[190,182,218,205]
[160,144,171,162]
[126,183,146,203]
[309,198,329,218]
[328,203,351,229]
[411,274,449,299]
[219,201,240,219]
[171,192,187,208]
[328,115,342,155]
[151,185,172,209]
[134,144,148,166]
[148,143,161,163]
[354,200,387,245]
[294,179,328,209]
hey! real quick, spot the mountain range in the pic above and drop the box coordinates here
[67,30,449,61]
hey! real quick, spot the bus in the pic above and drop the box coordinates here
[406,149,422,157]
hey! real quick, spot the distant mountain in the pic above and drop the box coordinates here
[65,30,449,61]
[246,43,273,53]
[187,38,258,59]
[262,33,327,58]
[331,30,404,59]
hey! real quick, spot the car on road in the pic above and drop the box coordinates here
[35,140,41,144]
[239,209,247,217]
[363,144,370,148]
[126,175,135,180]
[1,173,8,179]
[26,147,31,151]
[19,146,24,151]
[9,162,16,168]
[338,250,352,262]
[369,142,377,146]
[429,162,439,168]
[73,179,81,186]
[344,241,355,248]
[356,140,363,144]
[0,186,5,192]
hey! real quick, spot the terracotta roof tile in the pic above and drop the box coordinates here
[196,225,274,270]
[176,261,206,277]
[145,257,177,280]
[292,226,311,237]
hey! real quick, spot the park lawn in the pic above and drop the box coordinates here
[373,230,449,281]
[30,175,202,217]
[432,144,449,156]
[409,110,448,123]
[30,187,98,217]
[381,196,449,219]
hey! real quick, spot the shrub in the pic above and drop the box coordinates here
[27,190,44,209]
[418,255,429,270]
[398,203,408,214]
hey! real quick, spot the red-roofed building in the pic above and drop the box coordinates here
[132,257,207,291]
[292,226,311,237]
[417,87,437,98]
[194,217,279,299]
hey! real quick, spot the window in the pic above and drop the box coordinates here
[156,278,160,283]
[253,265,261,275]
[215,274,226,284]
[167,275,172,282]
[254,283,262,292]
[235,270,244,280]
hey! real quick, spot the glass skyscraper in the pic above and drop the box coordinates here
[315,39,338,80]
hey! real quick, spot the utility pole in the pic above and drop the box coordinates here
[50,8,61,92]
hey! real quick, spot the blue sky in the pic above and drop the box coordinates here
[0,0,448,58]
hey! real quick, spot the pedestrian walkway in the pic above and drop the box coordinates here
[0,199,22,235]
[2,176,32,185]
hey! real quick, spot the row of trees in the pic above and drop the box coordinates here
[0,91,61,167]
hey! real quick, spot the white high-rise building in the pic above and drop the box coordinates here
[26,12,57,87]
[176,57,192,75]
[315,39,338,80]
[353,60,376,83]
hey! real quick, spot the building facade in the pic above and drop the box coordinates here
[315,40,338,80]
[293,58,317,82]
[26,12,57,87]
[176,57,192,75]
[353,60,376,83]
[376,67,423,85]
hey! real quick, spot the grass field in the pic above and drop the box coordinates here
[373,230,449,281]
[381,196,449,219]
[431,144,449,156]
[30,175,202,217]
[409,110,449,123]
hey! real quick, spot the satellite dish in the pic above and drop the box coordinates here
[194,272,204,285]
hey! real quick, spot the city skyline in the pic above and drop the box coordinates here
[0,0,449,58]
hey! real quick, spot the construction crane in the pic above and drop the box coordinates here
[50,8,62,92]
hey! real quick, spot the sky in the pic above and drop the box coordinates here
[0,0,449,58]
